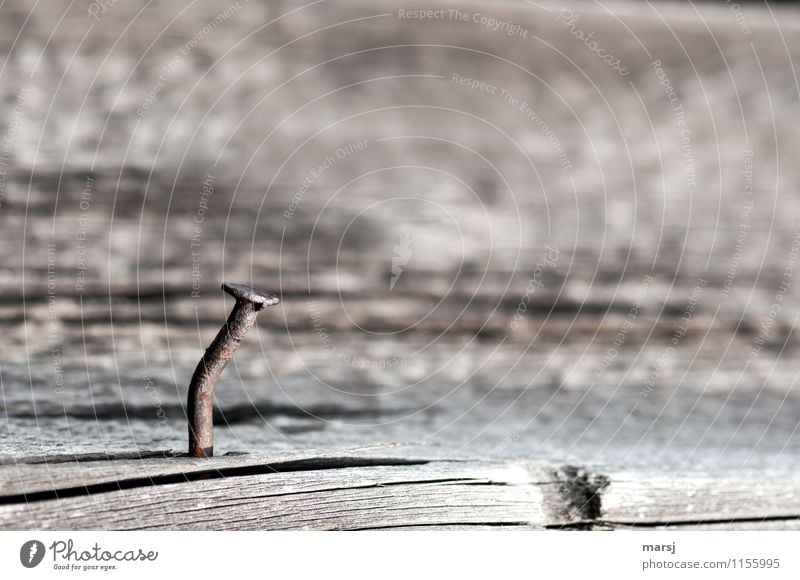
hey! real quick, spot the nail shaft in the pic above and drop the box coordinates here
[188,282,279,458]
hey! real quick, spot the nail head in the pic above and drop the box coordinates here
[221,282,280,308]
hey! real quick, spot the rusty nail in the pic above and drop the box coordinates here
[188,282,279,458]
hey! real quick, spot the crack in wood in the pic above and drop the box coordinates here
[0,456,429,506]
[353,522,533,530]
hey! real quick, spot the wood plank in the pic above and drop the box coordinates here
[0,447,414,496]
[0,459,598,530]
[601,477,800,525]
[2,453,799,530]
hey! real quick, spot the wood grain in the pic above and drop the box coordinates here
[0,458,584,530]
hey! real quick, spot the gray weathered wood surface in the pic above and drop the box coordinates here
[1,0,800,529]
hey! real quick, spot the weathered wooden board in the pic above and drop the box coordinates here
[601,477,800,524]
[0,458,598,530]
[1,0,800,529]
[0,447,415,496]
[1,451,797,530]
